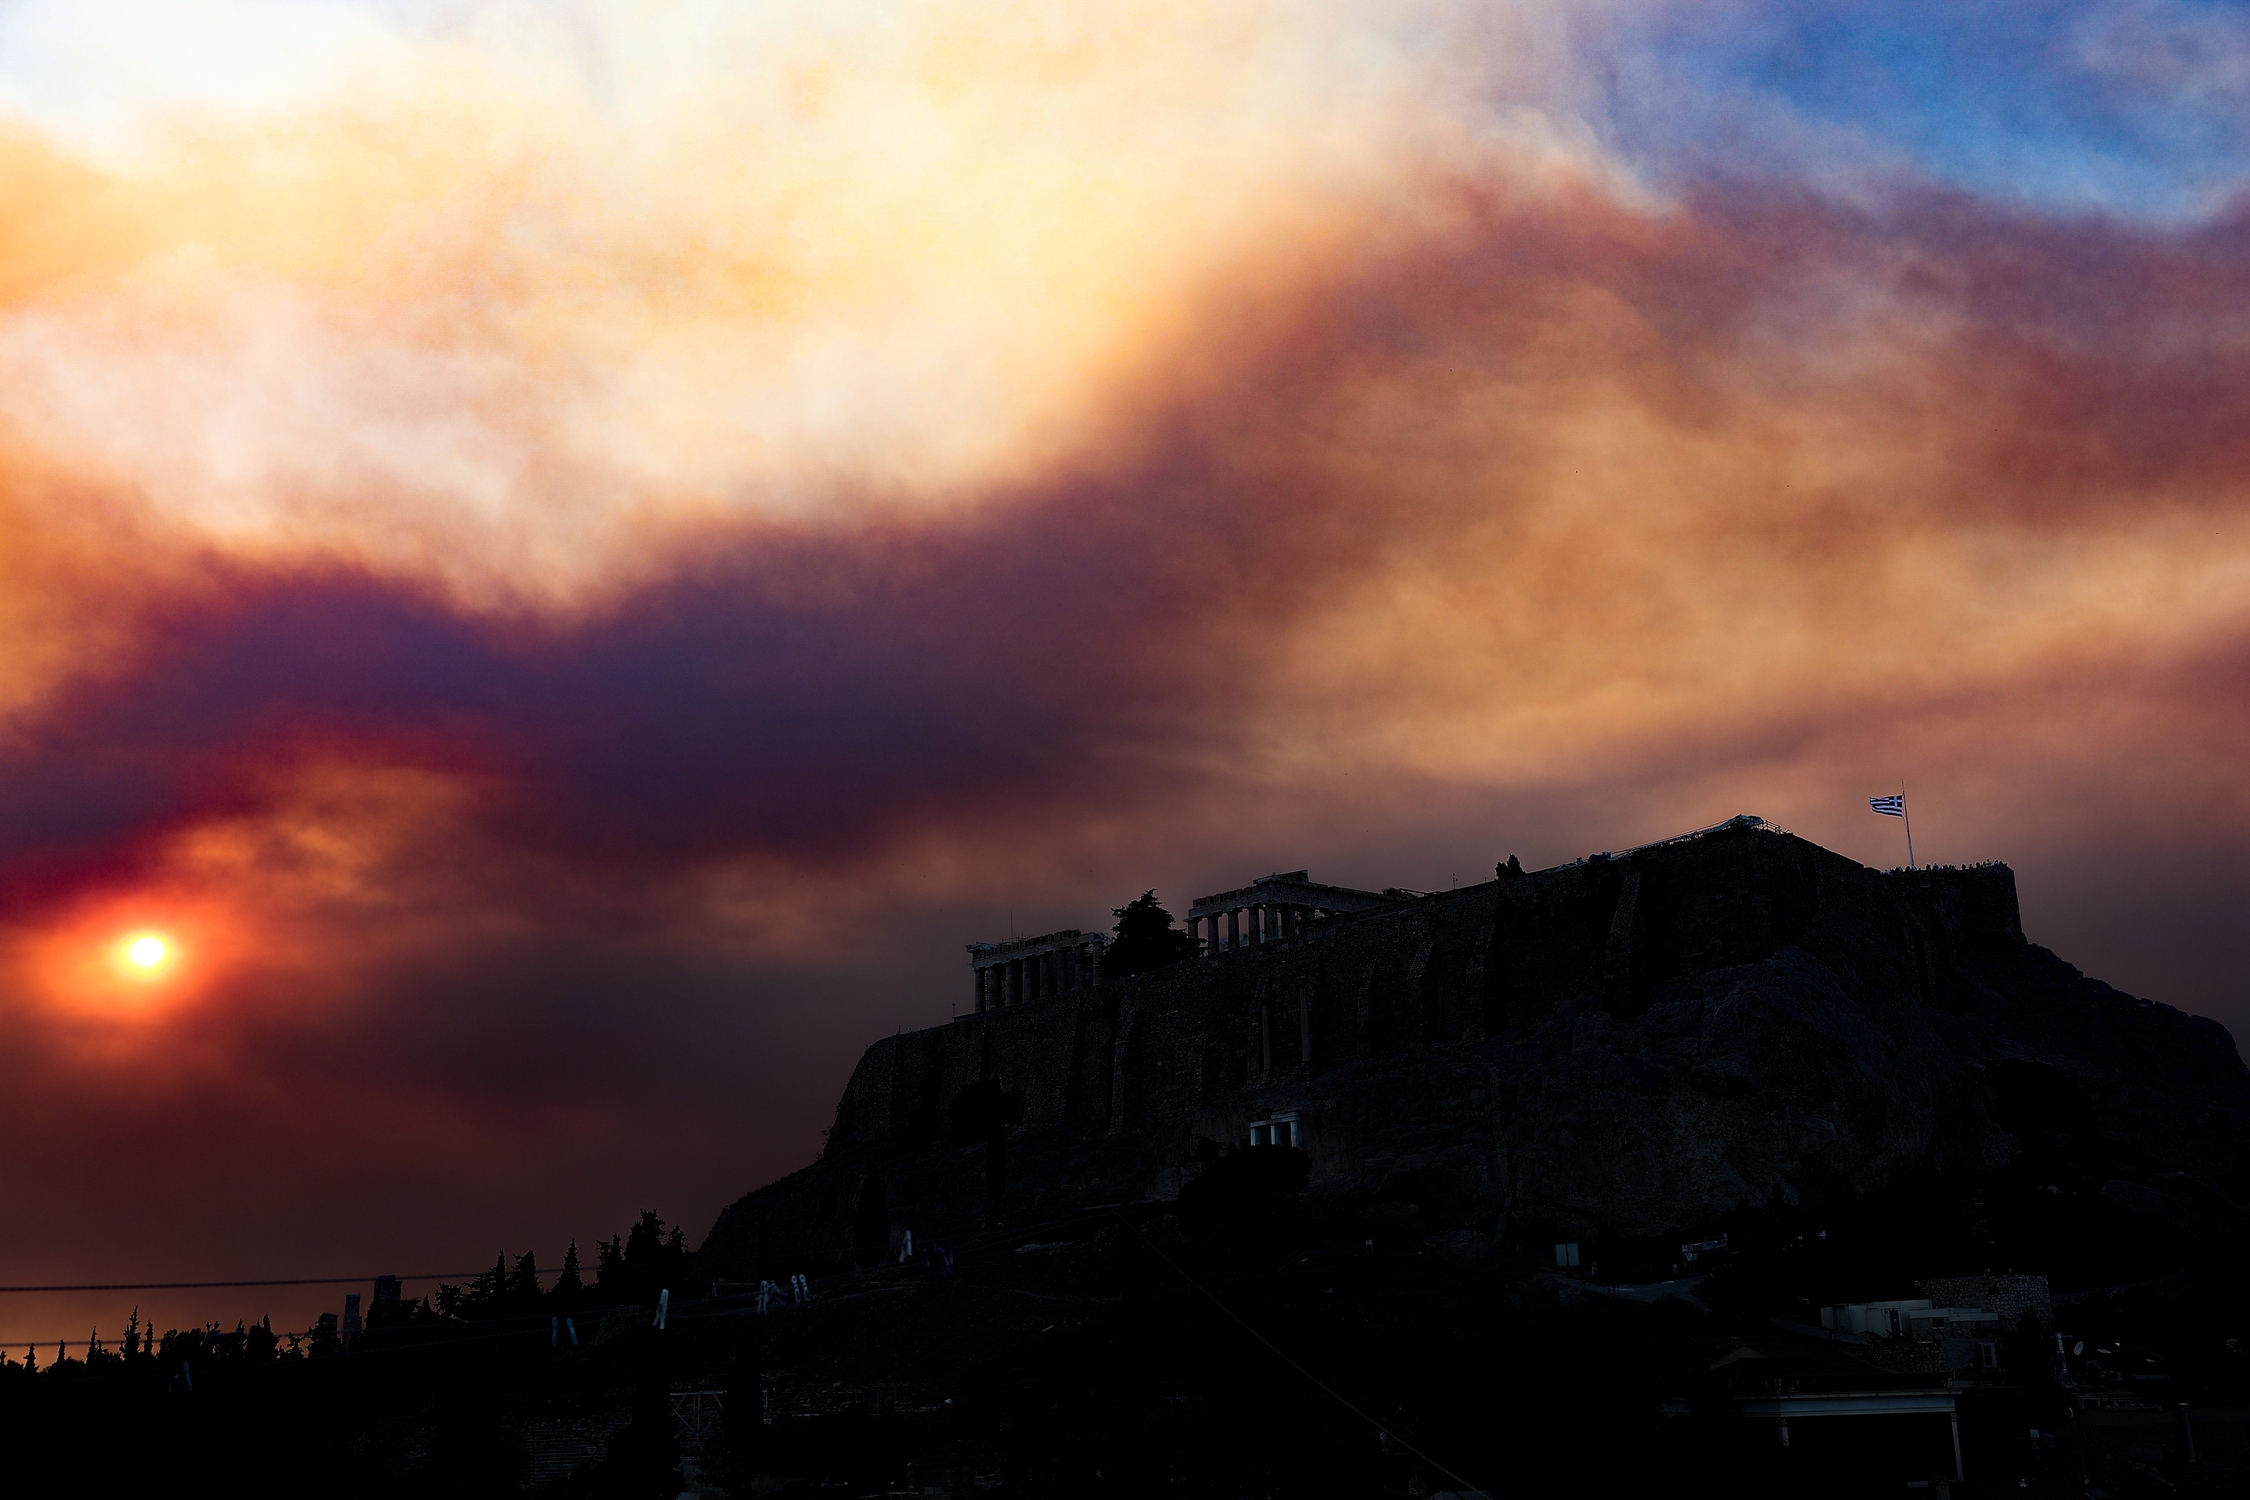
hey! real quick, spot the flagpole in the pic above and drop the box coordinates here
[1901,781,1915,870]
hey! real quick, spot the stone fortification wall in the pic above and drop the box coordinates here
[826,828,2029,1148]
[698,825,2249,1280]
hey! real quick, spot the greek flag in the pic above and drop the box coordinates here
[1869,795,1905,817]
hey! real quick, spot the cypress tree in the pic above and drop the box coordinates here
[553,1240,585,1308]
[466,1254,506,1316]
[594,1235,626,1303]
[1100,891,1198,979]
[508,1250,541,1312]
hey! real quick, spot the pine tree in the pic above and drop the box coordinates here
[553,1240,585,1308]
[624,1210,669,1266]
[1099,890,1198,979]
[508,1250,541,1311]
[465,1253,506,1316]
[595,1234,626,1303]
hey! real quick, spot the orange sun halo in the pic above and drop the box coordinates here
[14,903,224,1022]
[112,930,177,982]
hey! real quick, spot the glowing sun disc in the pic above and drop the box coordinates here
[127,935,168,968]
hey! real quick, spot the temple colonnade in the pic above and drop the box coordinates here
[967,931,1104,1013]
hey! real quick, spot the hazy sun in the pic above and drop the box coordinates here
[21,904,220,1023]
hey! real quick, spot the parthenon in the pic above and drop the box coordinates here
[1184,870,1400,954]
[967,870,1401,1011]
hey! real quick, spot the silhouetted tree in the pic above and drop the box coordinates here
[1497,855,1524,879]
[553,1240,585,1308]
[1100,890,1198,979]
[508,1250,541,1313]
[587,1211,695,1305]
[594,1235,627,1303]
[454,1254,508,1318]
[623,1210,669,1265]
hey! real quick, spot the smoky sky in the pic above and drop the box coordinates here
[1,0,2247,1348]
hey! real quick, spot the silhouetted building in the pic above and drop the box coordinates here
[1185,870,1397,954]
[967,930,1105,1012]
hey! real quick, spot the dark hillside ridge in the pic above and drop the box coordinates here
[701,823,2248,1275]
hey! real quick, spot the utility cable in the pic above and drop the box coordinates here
[1112,1211,1489,1498]
[0,1272,490,1294]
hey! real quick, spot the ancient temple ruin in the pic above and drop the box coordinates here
[966,930,1106,1012]
[1184,870,1403,953]
[702,817,2250,1279]
[970,871,1403,1012]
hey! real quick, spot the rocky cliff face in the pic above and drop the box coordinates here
[698,824,2248,1276]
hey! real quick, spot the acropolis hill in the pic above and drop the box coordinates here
[700,818,2250,1275]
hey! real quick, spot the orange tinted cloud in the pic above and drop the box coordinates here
[0,0,2246,1344]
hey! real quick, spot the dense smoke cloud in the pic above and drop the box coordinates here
[0,0,2245,1346]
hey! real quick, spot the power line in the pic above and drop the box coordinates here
[0,1272,492,1294]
